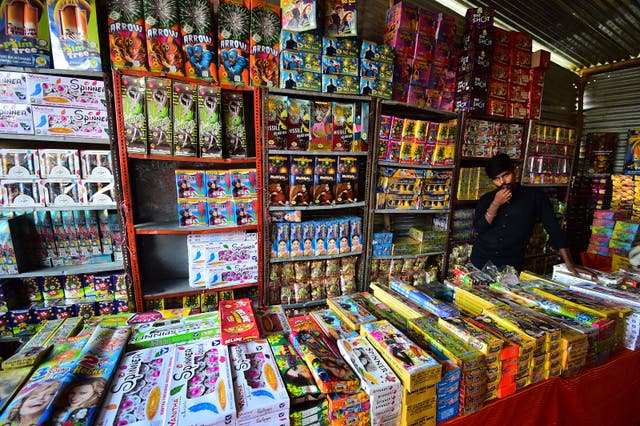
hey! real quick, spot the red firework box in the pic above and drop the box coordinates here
[218,0,251,86]
[144,0,184,75]
[250,0,281,88]
[219,298,260,344]
[180,0,218,81]
[107,0,148,70]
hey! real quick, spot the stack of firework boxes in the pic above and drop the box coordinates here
[280,30,323,91]
[359,41,394,98]
[321,37,360,94]
[587,210,632,257]
[385,2,457,110]
[456,6,550,119]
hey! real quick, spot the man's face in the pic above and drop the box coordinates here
[492,170,515,189]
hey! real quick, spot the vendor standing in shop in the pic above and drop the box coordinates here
[471,153,594,277]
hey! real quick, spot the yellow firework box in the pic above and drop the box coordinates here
[230,339,290,421]
[401,383,437,426]
[360,320,441,392]
[166,338,236,426]
[369,283,425,320]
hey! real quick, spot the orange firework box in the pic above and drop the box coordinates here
[218,0,251,85]
[219,298,260,344]
[144,0,184,75]
[107,0,148,70]
[250,0,281,88]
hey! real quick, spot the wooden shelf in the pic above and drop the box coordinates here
[128,153,256,164]
[374,209,450,214]
[0,133,110,145]
[1,260,124,279]
[0,66,105,78]
[270,250,362,263]
[143,278,258,299]
[135,222,258,235]
[372,251,444,260]
[0,204,116,213]
[269,202,365,211]
[378,161,455,170]
[268,150,368,157]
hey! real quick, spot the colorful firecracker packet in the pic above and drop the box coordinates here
[219,298,260,344]
[289,326,360,394]
[129,311,221,350]
[97,345,176,426]
[361,320,442,392]
[310,309,359,340]
[167,338,236,426]
[255,305,291,336]
[230,339,289,421]
[327,295,377,330]
[337,336,402,424]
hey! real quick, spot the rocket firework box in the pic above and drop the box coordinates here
[108,0,147,70]
[144,0,183,75]
[360,320,442,392]
[250,0,281,88]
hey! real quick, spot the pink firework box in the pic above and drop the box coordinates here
[97,345,176,426]
[78,179,115,205]
[175,169,206,199]
[32,105,109,139]
[0,72,28,103]
[0,149,40,178]
[0,104,34,134]
[385,1,419,33]
[2,179,42,206]
[206,170,232,198]
[178,199,208,227]
[27,74,106,109]
[38,149,80,178]
[80,150,112,179]
[229,339,289,420]
[207,198,235,227]
[166,339,236,426]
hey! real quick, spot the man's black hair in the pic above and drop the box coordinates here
[485,153,514,179]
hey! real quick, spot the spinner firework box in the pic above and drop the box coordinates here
[310,308,359,340]
[0,104,33,134]
[198,84,222,158]
[255,305,290,336]
[222,91,248,158]
[129,311,221,349]
[337,336,402,425]
[33,105,109,139]
[180,0,217,81]
[166,338,236,426]
[230,339,289,420]
[327,294,376,331]
[96,345,176,426]
[144,0,183,74]
[360,320,441,392]
[267,94,288,149]
[108,0,147,70]
[146,76,173,155]
[172,81,198,157]
[120,74,147,153]
[0,0,51,68]
[218,0,251,85]
[219,298,260,344]
[27,74,106,109]
[47,0,101,70]
[0,72,27,103]
[289,320,360,394]
[250,0,281,88]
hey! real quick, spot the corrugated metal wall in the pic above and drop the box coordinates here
[583,67,640,173]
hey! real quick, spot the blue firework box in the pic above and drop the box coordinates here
[360,59,393,82]
[281,49,322,73]
[322,55,358,76]
[322,37,359,57]
[281,29,322,52]
[279,69,322,91]
[360,40,395,63]
[359,77,392,98]
[322,74,358,95]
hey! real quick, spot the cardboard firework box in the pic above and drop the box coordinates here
[289,155,314,206]
[281,0,317,32]
[180,0,217,81]
[222,91,248,158]
[313,156,336,205]
[324,0,357,37]
[337,336,402,425]
[230,339,290,420]
[360,320,442,392]
[250,0,281,88]
[144,0,183,74]
[268,155,289,205]
[172,81,198,157]
[146,77,173,155]
[47,0,101,70]
[335,156,358,203]
[166,338,236,426]
[0,0,51,68]
[327,294,376,330]
[266,94,288,149]
[309,100,333,151]
[120,74,147,153]
[254,305,291,336]
[219,298,260,344]
[107,0,147,70]
[287,97,311,150]
[310,308,359,340]
[332,102,354,151]
[198,84,222,158]
[218,0,251,85]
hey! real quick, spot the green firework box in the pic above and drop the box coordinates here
[146,76,173,155]
[120,74,147,153]
[222,91,247,158]
[180,0,218,81]
[197,84,222,157]
[250,0,281,87]
[218,0,251,85]
[47,0,101,70]
[172,81,198,157]
[144,0,184,75]
[0,0,51,67]
[108,0,148,70]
